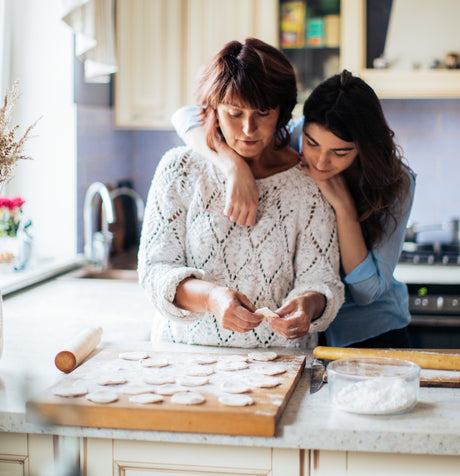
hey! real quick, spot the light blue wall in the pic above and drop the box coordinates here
[76,99,460,251]
[381,99,460,228]
[76,106,182,252]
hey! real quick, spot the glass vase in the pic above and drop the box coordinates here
[0,235,19,263]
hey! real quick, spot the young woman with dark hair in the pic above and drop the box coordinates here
[171,69,415,348]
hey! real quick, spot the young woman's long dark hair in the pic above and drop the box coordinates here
[196,38,297,152]
[303,70,412,247]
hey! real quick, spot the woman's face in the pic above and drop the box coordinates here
[300,123,358,181]
[216,102,280,160]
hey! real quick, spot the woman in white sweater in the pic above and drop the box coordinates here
[138,38,344,348]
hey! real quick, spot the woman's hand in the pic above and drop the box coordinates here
[207,286,263,333]
[266,292,326,340]
[224,157,258,226]
[300,157,368,274]
[312,173,356,215]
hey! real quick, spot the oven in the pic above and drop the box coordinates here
[407,283,460,349]
[398,238,460,349]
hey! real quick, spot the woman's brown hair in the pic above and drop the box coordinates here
[195,38,297,151]
[303,70,413,247]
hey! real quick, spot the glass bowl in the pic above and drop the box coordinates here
[327,357,421,415]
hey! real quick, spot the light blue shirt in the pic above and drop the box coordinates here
[170,107,415,347]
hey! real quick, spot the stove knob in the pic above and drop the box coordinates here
[452,298,459,307]
[422,298,429,307]
[436,296,444,309]
[414,297,421,306]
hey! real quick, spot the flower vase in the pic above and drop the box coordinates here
[0,291,2,359]
[0,235,19,263]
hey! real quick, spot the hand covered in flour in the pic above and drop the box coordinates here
[266,292,326,340]
[208,286,263,333]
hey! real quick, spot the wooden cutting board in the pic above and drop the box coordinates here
[420,369,460,387]
[27,349,306,437]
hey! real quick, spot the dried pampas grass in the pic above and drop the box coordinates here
[0,80,39,184]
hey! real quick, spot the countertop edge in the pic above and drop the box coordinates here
[2,411,459,456]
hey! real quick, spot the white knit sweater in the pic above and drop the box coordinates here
[138,147,344,348]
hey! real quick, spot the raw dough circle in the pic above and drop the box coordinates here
[248,351,278,362]
[193,355,218,365]
[177,376,209,387]
[156,384,184,395]
[141,357,170,368]
[96,375,127,386]
[219,394,254,407]
[254,307,279,319]
[53,383,88,397]
[222,354,248,362]
[250,376,282,389]
[86,390,118,404]
[256,364,286,376]
[216,360,249,371]
[119,351,150,361]
[129,393,164,404]
[171,391,206,405]
[186,366,215,377]
[143,374,176,385]
[119,385,155,395]
[221,380,251,394]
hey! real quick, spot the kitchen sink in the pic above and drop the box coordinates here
[63,268,138,281]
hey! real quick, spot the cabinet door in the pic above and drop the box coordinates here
[84,438,301,476]
[309,449,460,476]
[115,0,279,129]
[115,0,187,129]
[0,433,28,476]
[185,0,279,103]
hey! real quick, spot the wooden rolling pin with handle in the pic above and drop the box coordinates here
[55,327,103,373]
[313,346,460,370]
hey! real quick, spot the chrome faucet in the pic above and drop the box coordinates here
[83,182,115,269]
[14,218,33,271]
[110,186,144,223]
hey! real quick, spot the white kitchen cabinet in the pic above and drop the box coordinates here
[308,449,460,476]
[0,433,28,476]
[340,0,460,98]
[115,0,278,129]
[0,433,57,476]
[84,437,301,476]
[115,0,187,129]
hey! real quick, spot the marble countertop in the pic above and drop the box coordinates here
[1,273,460,456]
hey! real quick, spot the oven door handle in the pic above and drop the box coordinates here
[410,315,460,327]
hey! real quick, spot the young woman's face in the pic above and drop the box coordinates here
[216,102,280,160]
[300,123,358,181]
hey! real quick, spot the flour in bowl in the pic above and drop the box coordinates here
[333,377,417,414]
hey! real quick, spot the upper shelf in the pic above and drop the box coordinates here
[341,0,460,99]
[358,69,460,99]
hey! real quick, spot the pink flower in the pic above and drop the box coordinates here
[0,196,25,210]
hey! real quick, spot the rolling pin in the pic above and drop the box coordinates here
[55,327,103,373]
[313,346,460,370]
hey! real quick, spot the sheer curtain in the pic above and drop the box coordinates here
[0,0,11,98]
